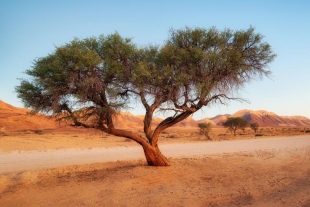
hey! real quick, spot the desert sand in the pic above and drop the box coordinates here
[1,100,310,206]
[1,129,310,207]
[1,135,310,174]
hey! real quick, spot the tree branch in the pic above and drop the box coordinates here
[201,94,249,106]
[151,111,193,146]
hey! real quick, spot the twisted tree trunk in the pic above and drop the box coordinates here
[99,126,169,166]
[142,143,170,166]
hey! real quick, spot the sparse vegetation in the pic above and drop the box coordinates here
[250,123,259,133]
[222,117,248,136]
[34,130,44,135]
[0,132,9,136]
[235,187,253,205]
[198,122,212,140]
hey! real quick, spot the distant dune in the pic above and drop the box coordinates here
[0,100,57,132]
[0,100,309,132]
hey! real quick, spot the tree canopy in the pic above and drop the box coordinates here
[15,26,276,166]
[222,117,248,136]
[198,122,212,140]
[250,122,259,133]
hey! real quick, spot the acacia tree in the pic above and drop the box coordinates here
[222,117,248,136]
[15,26,275,166]
[198,122,212,140]
[250,122,259,133]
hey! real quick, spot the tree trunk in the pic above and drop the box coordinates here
[142,144,170,166]
[99,127,169,166]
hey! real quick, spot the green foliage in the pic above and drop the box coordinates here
[15,26,275,144]
[15,33,135,126]
[198,122,212,140]
[155,26,275,104]
[198,122,211,130]
[222,117,247,136]
[250,123,259,133]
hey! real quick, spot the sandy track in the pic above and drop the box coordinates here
[1,135,309,173]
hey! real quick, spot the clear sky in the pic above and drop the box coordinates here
[1,0,309,119]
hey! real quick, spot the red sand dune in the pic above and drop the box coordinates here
[0,100,57,132]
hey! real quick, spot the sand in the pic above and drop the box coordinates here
[0,147,309,206]
[0,129,310,206]
[1,135,310,174]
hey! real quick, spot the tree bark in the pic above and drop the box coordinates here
[98,126,169,166]
[142,143,170,166]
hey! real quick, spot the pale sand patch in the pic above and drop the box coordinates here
[1,135,309,173]
[0,147,309,207]
[0,127,307,152]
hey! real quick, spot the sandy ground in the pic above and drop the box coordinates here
[1,135,310,174]
[1,147,309,207]
[1,129,310,206]
[0,126,307,152]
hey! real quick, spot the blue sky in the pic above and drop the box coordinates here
[1,0,309,119]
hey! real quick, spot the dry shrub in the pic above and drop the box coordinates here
[255,133,264,137]
[233,187,253,205]
[0,132,9,136]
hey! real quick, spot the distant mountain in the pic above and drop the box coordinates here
[229,110,310,127]
[210,114,231,125]
[0,100,199,132]
[116,109,310,128]
[197,118,216,126]
[114,112,198,128]
[1,100,309,132]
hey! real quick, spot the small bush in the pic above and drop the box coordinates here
[306,130,310,133]
[255,133,264,136]
[1,132,9,136]
[34,130,44,135]
[234,187,253,205]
